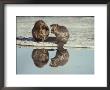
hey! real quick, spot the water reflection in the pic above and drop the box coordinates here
[50,49,69,67]
[32,48,69,68]
[32,49,49,68]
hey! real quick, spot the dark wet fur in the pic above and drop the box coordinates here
[50,24,69,47]
[32,20,49,42]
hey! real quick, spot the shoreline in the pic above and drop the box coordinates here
[16,40,94,49]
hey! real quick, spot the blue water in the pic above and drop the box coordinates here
[16,47,94,74]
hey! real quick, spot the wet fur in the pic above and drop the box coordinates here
[32,20,49,42]
[50,24,69,44]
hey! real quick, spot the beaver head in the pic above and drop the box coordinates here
[50,24,59,34]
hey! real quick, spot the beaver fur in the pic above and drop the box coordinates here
[32,20,49,42]
[50,24,69,44]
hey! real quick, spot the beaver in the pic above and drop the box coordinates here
[32,49,49,68]
[50,49,69,67]
[50,24,69,45]
[32,20,49,42]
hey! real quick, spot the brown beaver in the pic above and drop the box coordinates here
[32,49,49,68]
[50,24,69,44]
[50,49,69,67]
[32,20,49,42]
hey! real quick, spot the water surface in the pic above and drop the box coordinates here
[16,47,94,74]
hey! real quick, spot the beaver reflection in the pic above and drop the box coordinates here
[32,48,69,68]
[50,49,69,67]
[32,49,49,68]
